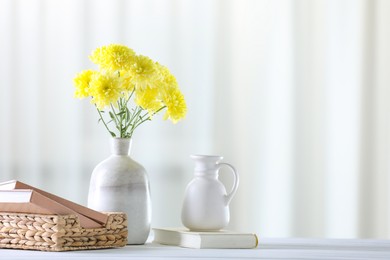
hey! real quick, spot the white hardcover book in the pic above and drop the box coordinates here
[153,227,258,249]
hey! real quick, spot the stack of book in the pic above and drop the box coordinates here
[0,180,127,251]
[0,180,107,228]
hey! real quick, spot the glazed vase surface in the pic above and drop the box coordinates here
[88,138,151,244]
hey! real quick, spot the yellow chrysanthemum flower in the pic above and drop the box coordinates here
[162,87,187,123]
[135,87,163,116]
[89,44,136,71]
[88,72,123,109]
[128,55,158,89]
[120,70,136,92]
[156,63,178,90]
[73,70,95,98]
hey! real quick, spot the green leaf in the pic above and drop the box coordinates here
[109,131,116,137]
[123,123,130,132]
[109,112,115,120]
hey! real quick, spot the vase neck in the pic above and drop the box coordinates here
[110,138,131,156]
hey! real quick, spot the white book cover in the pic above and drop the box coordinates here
[153,227,258,249]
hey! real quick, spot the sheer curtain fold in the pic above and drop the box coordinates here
[0,0,14,181]
[359,0,390,238]
[0,0,390,239]
[322,0,364,238]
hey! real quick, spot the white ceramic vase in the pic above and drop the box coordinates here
[181,155,239,231]
[87,138,151,245]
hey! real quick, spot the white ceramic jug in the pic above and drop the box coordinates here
[181,155,239,231]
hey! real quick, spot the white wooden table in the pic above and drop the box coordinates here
[1,238,390,259]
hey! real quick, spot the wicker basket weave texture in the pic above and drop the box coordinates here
[0,212,127,251]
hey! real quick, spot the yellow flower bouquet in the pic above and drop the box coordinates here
[73,44,187,138]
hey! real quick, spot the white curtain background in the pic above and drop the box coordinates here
[1,0,390,239]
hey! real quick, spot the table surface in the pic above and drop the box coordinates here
[1,237,390,259]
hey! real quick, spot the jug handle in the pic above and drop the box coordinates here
[217,162,239,206]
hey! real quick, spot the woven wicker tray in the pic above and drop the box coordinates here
[0,212,127,251]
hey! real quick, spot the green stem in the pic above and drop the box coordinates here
[132,106,167,134]
[130,106,143,126]
[117,100,124,137]
[119,97,129,138]
[153,105,167,116]
[96,107,115,137]
[127,107,142,137]
[126,89,135,105]
[110,103,121,134]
